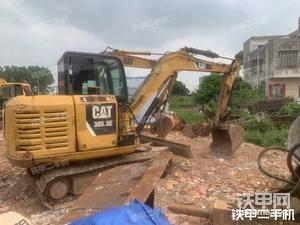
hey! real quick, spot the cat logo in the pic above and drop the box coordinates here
[92,105,113,119]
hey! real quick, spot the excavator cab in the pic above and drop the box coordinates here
[0,83,32,119]
[58,52,128,104]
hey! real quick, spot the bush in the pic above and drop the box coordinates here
[203,101,217,120]
[174,110,206,124]
[242,117,274,133]
[193,75,264,110]
[171,81,190,96]
[169,96,194,109]
[277,103,300,116]
[245,127,288,147]
[241,116,289,147]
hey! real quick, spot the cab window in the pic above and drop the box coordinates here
[1,87,12,98]
[77,58,127,101]
[15,85,23,96]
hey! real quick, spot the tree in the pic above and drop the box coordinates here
[0,66,54,94]
[193,73,262,109]
[230,77,263,109]
[193,73,222,105]
[172,81,189,96]
[235,50,243,66]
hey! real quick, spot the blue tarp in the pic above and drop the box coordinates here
[70,200,172,225]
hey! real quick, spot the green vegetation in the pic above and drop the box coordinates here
[230,78,264,109]
[193,74,262,110]
[277,102,300,116]
[245,127,288,147]
[0,66,54,93]
[235,50,243,65]
[170,70,294,148]
[170,95,290,147]
[169,96,194,108]
[242,116,289,147]
[171,81,190,96]
[169,96,206,124]
[193,74,222,106]
[174,110,206,124]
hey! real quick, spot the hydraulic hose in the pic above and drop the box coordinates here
[257,146,296,185]
[257,143,300,196]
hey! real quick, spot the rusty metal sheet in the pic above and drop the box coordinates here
[59,151,173,224]
[125,151,173,204]
[58,162,147,224]
[140,134,193,158]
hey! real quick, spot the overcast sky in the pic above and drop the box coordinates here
[0,0,299,90]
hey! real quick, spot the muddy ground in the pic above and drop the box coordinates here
[0,131,292,225]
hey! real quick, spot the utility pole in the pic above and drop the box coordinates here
[257,47,259,89]
[37,75,40,94]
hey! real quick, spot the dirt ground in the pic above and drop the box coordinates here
[0,131,292,225]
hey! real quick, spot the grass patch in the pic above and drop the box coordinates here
[169,96,206,124]
[174,110,206,124]
[245,127,288,147]
[242,117,289,147]
[169,96,194,109]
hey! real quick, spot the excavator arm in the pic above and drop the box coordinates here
[106,47,239,126]
[105,47,243,155]
[104,47,156,69]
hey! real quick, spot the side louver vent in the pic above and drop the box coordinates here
[16,110,69,152]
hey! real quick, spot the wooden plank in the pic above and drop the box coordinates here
[125,151,173,203]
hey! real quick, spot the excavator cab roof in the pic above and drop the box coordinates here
[0,83,32,99]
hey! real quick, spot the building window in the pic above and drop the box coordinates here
[251,59,257,73]
[260,81,266,93]
[259,59,264,72]
[269,83,286,98]
[279,50,298,67]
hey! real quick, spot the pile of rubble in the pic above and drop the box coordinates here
[156,132,290,224]
[0,131,290,225]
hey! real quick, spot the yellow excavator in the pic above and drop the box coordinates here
[0,79,32,122]
[3,47,244,207]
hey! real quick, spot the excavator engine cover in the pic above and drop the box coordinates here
[211,125,244,156]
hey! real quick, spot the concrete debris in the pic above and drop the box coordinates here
[181,123,211,138]
[191,123,211,137]
[156,132,290,225]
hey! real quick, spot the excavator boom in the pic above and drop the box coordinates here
[106,47,244,155]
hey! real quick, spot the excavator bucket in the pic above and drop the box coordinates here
[150,114,175,138]
[211,125,244,156]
